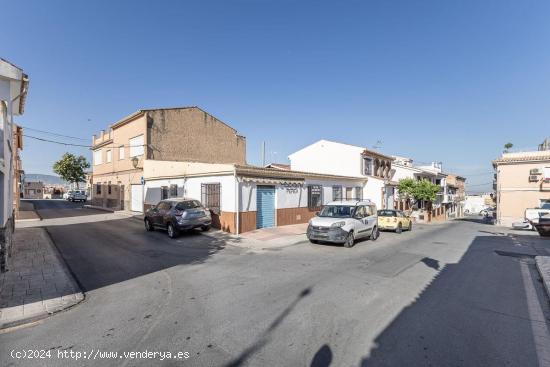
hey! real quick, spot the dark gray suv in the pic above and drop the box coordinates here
[144,198,212,238]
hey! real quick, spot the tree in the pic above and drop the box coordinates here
[53,153,90,189]
[504,142,513,153]
[397,178,416,204]
[397,178,440,208]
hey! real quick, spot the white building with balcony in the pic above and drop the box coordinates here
[288,140,395,209]
[0,59,29,272]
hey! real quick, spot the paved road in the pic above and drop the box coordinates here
[2,200,550,366]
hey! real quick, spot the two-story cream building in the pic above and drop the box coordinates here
[91,107,246,212]
[493,146,550,227]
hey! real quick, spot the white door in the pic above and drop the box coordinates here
[131,184,144,212]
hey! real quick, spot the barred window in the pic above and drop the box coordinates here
[363,157,373,176]
[201,183,221,214]
[96,183,101,194]
[308,185,323,209]
[355,187,362,200]
[332,186,342,201]
[169,184,178,197]
[161,186,168,200]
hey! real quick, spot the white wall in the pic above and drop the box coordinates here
[145,174,237,212]
[289,140,365,178]
[240,178,366,213]
[464,195,487,213]
[364,177,384,209]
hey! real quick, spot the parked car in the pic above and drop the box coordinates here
[307,200,379,248]
[479,207,495,216]
[68,190,87,202]
[63,190,73,200]
[144,198,212,238]
[377,209,412,233]
[513,203,550,230]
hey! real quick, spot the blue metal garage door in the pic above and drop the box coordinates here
[256,186,275,229]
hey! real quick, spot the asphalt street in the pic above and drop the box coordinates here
[1,199,550,367]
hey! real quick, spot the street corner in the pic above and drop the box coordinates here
[0,227,84,330]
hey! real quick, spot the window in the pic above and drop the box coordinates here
[94,149,102,165]
[345,187,353,200]
[108,181,112,195]
[176,200,202,210]
[129,135,144,157]
[363,157,373,176]
[169,184,178,197]
[119,146,125,160]
[161,186,169,200]
[332,186,342,201]
[366,205,376,216]
[201,183,221,214]
[106,150,112,163]
[308,185,323,209]
[96,183,101,194]
[354,206,367,218]
[355,187,362,200]
[158,201,171,210]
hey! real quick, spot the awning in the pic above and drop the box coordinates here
[239,176,304,186]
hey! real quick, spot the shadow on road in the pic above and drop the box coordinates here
[29,199,101,219]
[45,214,238,293]
[358,234,550,367]
[224,287,313,367]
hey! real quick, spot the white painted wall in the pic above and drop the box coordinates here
[145,174,237,212]
[464,195,488,213]
[364,176,384,209]
[289,140,365,178]
[240,179,366,213]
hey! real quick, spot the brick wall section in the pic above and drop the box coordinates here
[146,108,246,164]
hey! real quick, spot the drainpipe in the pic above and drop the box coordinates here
[234,170,240,236]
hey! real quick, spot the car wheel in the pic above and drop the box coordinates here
[201,225,210,232]
[167,223,178,238]
[408,222,413,231]
[396,223,402,234]
[144,218,154,232]
[344,231,355,248]
[370,226,379,241]
[309,239,318,244]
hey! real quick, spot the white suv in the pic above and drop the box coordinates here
[307,200,379,248]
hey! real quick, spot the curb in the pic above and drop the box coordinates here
[83,205,114,213]
[0,228,86,331]
[535,256,550,302]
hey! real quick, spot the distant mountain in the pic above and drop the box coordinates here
[24,174,68,186]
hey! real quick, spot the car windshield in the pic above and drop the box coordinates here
[175,200,202,210]
[541,202,550,210]
[378,210,396,217]
[318,205,354,218]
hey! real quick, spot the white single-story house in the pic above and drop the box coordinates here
[142,160,368,234]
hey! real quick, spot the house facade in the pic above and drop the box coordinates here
[12,124,23,218]
[91,107,246,212]
[493,147,550,227]
[142,160,367,234]
[0,59,28,272]
[288,140,394,209]
[24,181,44,199]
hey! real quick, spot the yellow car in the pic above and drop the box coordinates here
[377,209,412,233]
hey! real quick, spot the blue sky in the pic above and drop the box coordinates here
[3,0,550,192]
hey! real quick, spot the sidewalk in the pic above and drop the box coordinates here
[0,227,84,329]
[233,223,309,249]
[16,201,41,222]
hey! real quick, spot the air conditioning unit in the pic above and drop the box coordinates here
[530,168,541,175]
[529,175,540,182]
